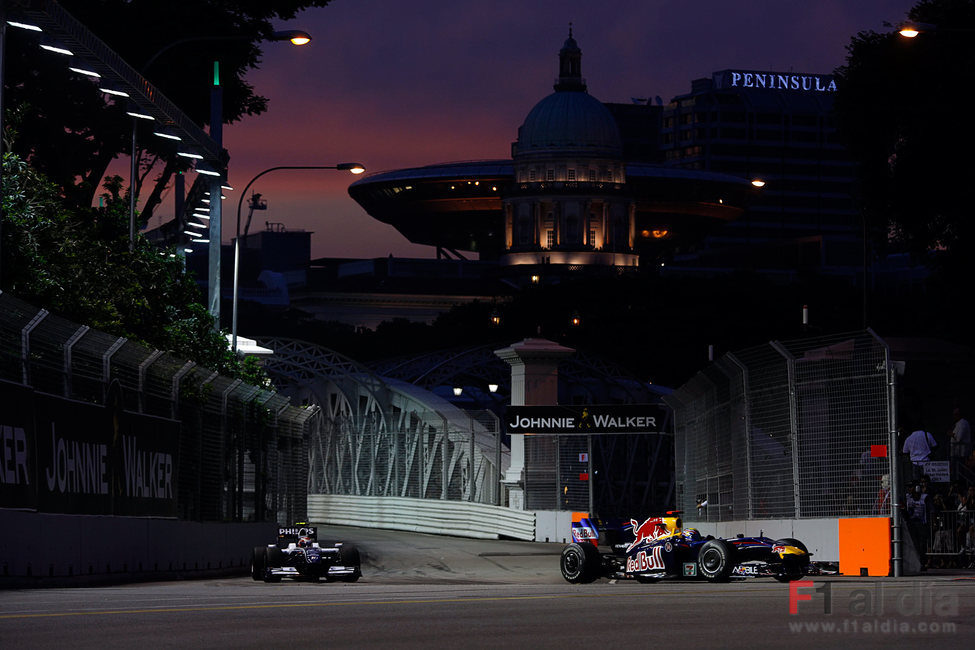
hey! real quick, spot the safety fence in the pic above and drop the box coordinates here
[666,330,895,521]
[927,509,975,567]
[524,432,674,517]
[0,291,318,524]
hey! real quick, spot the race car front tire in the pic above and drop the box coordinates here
[560,543,599,583]
[338,545,362,582]
[263,547,284,583]
[250,546,266,581]
[698,539,734,582]
[772,538,810,582]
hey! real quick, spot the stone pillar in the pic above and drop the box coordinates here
[494,338,575,509]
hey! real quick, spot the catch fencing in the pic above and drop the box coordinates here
[523,432,674,517]
[666,330,896,522]
[0,291,317,524]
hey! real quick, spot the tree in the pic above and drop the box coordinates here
[2,0,334,225]
[834,0,975,266]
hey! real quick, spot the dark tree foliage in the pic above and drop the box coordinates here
[3,0,334,223]
[834,0,975,272]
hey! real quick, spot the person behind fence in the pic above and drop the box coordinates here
[930,494,952,566]
[957,492,975,568]
[903,425,937,478]
[906,481,932,570]
[875,474,891,515]
[949,407,972,474]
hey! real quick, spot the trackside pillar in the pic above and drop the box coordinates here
[495,338,575,509]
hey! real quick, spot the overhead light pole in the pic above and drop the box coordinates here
[131,29,313,319]
[231,163,365,353]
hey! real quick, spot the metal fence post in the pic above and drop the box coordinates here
[555,434,561,511]
[137,350,163,414]
[441,413,449,500]
[587,434,594,516]
[20,308,49,386]
[101,337,126,403]
[62,325,89,397]
[771,341,801,518]
[469,414,475,502]
[727,353,752,519]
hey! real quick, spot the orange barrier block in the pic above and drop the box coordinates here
[838,517,891,576]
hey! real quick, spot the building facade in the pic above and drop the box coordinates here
[660,69,859,275]
[348,31,753,283]
[503,30,638,269]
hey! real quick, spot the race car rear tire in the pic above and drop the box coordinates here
[560,543,598,583]
[698,539,733,582]
[250,546,266,581]
[339,545,362,582]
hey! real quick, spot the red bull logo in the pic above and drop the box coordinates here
[625,516,670,553]
[626,546,665,572]
[572,524,598,544]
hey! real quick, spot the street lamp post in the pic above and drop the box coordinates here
[231,163,365,353]
[131,30,313,318]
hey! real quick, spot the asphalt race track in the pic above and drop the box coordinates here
[1,525,973,648]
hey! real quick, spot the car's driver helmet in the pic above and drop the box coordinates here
[298,535,313,548]
[682,528,702,542]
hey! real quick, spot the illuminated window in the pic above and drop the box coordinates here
[546,230,554,248]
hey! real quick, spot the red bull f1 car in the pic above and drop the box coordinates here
[251,524,361,583]
[560,513,810,584]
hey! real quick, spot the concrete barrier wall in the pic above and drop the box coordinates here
[534,510,578,543]
[685,517,841,562]
[308,495,536,541]
[0,510,274,583]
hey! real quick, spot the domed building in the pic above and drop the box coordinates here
[349,30,754,281]
[504,28,636,268]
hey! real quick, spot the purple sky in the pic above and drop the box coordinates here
[197,0,915,259]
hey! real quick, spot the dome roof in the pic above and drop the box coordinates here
[515,90,622,159]
[513,29,622,159]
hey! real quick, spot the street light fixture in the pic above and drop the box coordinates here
[140,30,313,73]
[129,28,313,290]
[231,163,366,352]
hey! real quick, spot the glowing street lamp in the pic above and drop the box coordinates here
[231,163,365,352]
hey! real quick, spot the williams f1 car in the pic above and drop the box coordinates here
[560,513,810,583]
[251,524,361,583]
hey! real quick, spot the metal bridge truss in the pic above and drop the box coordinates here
[257,338,505,506]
